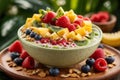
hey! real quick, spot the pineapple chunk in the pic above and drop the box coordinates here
[50,32,60,40]
[38,28,50,37]
[24,18,34,29]
[83,25,92,33]
[67,31,76,40]
[84,20,92,28]
[32,14,42,21]
[57,28,69,37]
[65,10,77,23]
[75,27,86,36]
[74,34,82,41]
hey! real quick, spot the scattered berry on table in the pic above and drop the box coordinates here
[93,58,107,72]
[20,50,29,60]
[81,64,91,73]
[10,52,20,60]
[25,29,32,35]
[8,40,23,53]
[14,57,23,66]
[98,44,104,49]
[49,68,60,76]
[22,56,35,69]
[105,56,115,64]
[86,58,95,67]
[90,48,105,60]
[30,32,36,38]
[34,34,41,40]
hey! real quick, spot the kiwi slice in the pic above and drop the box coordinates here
[75,39,89,46]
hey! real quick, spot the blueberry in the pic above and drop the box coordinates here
[10,52,20,60]
[49,68,60,76]
[30,32,36,38]
[105,56,115,64]
[81,65,91,73]
[34,34,41,40]
[25,29,31,35]
[98,44,104,49]
[14,57,23,65]
[86,58,95,67]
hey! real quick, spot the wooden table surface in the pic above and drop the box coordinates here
[0,47,120,80]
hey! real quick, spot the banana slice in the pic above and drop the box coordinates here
[102,31,120,47]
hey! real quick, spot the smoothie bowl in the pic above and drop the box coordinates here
[18,7,102,67]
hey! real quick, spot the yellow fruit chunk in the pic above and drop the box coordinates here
[38,28,50,37]
[67,31,76,40]
[84,20,92,28]
[23,18,34,29]
[57,28,69,37]
[50,32,60,40]
[75,27,86,36]
[32,14,42,21]
[65,10,77,23]
[74,34,82,41]
[83,25,92,33]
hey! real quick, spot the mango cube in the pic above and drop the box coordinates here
[57,28,69,37]
[32,14,42,21]
[50,32,60,40]
[38,28,50,37]
[65,10,77,23]
[74,34,82,41]
[75,27,86,36]
[67,31,76,40]
[83,25,92,33]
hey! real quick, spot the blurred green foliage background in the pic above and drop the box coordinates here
[0,0,120,51]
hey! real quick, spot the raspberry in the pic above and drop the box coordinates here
[93,58,107,72]
[8,40,23,53]
[67,24,76,32]
[22,56,35,69]
[55,16,70,28]
[74,19,84,27]
[42,11,56,24]
[90,48,105,60]
[20,50,29,60]
[77,15,83,19]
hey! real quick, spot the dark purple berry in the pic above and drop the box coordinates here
[105,56,115,64]
[34,34,41,40]
[25,29,31,35]
[86,58,95,67]
[10,52,20,60]
[98,44,104,49]
[81,65,91,73]
[30,32,36,38]
[49,68,60,76]
[14,57,23,65]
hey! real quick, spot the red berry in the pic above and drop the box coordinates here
[55,16,70,28]
[77,15,83,19]
[42,11,56,24]
[51,40,57,45]
[93,58,107,72]
[22,56,35,69]
[98,11,110,22]
[83,17,90,21]
[40,38,50,43]
[67,24,76,32]
[57,38,67,46]
[74,19,84,27]
[8,40,23,53]
[90,14,100,22]
[20,50,29,59]
[90,48,105,60]
[73,23,79,27]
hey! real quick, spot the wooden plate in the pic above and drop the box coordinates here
[0,44,120,80]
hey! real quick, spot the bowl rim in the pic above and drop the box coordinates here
[17,24,102,51]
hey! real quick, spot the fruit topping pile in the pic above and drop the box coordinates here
[21,7,98,48]
[7,40,116,78]
[90,11,110,23]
